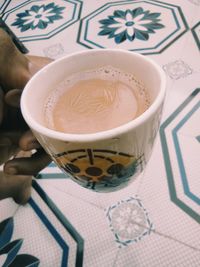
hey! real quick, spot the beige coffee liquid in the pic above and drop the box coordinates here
[44,66,150,134]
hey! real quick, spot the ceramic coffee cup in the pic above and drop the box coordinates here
[21,49,166,192]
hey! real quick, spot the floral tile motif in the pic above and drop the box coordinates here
[2,0,82,42]
[106,196,153,246]
[99,8,164,44]
[43,43,65,59]
[163,60,193,80]
[78,0,189,54]
[12,2,65,32]
[0,217,40,267]
[160,88,200,224]
[191,21,200,50]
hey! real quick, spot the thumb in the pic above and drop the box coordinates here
[5,89,22,108]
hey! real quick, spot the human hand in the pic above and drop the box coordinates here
[0,88,48,204]
[0,28,52,203]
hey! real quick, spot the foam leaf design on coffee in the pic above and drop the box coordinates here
[44,66,150,134]
[64,79,120,116]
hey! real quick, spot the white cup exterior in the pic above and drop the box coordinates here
[21,49,166,192]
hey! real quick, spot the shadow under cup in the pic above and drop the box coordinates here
[21,49,166,192]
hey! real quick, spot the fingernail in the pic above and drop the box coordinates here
[7,167,18,175]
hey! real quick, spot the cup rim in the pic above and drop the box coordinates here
[21,49,166,142]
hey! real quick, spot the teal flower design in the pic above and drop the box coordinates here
[0,218,39,266]
[12,2,65,32]
[99,7,165,43]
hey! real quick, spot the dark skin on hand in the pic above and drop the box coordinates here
[0,28,52,204]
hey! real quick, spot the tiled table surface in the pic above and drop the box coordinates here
[0,0,200,266]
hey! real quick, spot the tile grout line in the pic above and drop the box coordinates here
[152,228,200,252]
[128,218,200,252]
[39,183,200,253]
[44,184,106,211]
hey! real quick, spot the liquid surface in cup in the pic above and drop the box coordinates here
[44,66,150,134]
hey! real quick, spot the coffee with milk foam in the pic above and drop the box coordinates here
[44,66,150,134]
